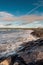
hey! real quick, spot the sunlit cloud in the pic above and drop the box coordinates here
[0,12,43,28]
[0,12,43,22]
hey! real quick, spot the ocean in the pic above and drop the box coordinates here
[0,29,38,57]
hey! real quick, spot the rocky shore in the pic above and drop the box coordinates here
[0,38,43,65]
[0,29,43,65]
[18,38,43,64]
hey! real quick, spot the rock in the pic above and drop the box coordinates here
[18,38,43,64]
[0,38,43,65]
[0,57,11,65]
[31,29,43,38]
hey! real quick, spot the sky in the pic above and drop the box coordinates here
[0,0,43,28]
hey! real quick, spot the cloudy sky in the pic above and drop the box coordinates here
[0,0,43,28]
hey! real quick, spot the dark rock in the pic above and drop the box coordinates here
[0,38,43,65]
[18,38,43,64]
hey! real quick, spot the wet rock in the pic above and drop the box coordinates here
[0,38,43,65]
[18,38,43,64]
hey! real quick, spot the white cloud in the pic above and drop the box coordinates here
[0,11,14,18]
[0,11,43,28]
[0,21,43,28]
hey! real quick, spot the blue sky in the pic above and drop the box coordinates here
[0,0,43,16]
[0,0,36,16]
[0,0,43,28]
